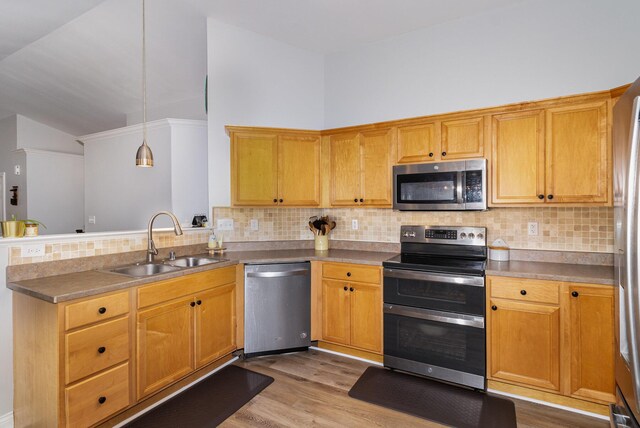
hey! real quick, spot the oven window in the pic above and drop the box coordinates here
[397,172,458,203]
[384,313,485,376]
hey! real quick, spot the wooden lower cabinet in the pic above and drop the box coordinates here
[13,266,238,427]
[320,263,382,354]
[487,276,615,406]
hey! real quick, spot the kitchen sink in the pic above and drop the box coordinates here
[164,256,226,268]
[108,263,183,277]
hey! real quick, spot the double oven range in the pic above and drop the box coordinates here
[383,225,487,390]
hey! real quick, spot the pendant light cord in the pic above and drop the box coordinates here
[142,0,147,145]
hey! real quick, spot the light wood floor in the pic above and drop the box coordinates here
[222,349,608,428]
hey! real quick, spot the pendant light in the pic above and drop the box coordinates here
[135,0,153,167]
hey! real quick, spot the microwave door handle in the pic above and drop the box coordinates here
[457,172,464,204]
[625,96,640,411]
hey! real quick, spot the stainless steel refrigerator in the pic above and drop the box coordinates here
[612,77,640,427]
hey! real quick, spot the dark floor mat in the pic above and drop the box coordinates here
[124,365,273,428]
[349,367,516,428]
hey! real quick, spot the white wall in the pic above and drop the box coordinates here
[207,19,325,207]
[24,150,84,234]
[323,0,640,128]
[170,121,208,225]
[126,96,207,126]
[16,115,82,154]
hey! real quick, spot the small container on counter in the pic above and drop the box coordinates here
[489,238,510,262]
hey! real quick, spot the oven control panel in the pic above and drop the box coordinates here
[400,225,486,246]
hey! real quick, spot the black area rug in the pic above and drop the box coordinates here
[349,367,516,428]
[124,365,273,428]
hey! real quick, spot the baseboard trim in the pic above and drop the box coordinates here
[0,412,13,428]
[311,346,383,366]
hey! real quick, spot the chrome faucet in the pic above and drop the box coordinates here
[146,211,183,263]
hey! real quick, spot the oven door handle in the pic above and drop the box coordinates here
[384,303,485,328]
[383,268,485,287]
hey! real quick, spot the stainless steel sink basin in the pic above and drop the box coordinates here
[164,256,225,268]
[108,263,183,277]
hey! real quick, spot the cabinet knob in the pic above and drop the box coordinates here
[571,291,579,298]
[343,286,348,291]
[279,199,283,203]
[273,198,277,203]
[547,194,554,200]
[196,300,202,305]
[190,301,196,307]
[98,346,106,354]
[428,152,434,157]
[441,151,447,157]
[350,287,354,292]
[354,198,358,202]
[359,198,363,203]
[98,307,107,314]
[346,272,351,277]
[538,194,544,200]
[98,396,107,404]
[520,290,527,295]
[491,305,497,311]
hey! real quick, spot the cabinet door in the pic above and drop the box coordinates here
[330,133,361,206]
[489,299,560,391]
[396,123,439,164]
[278,134,321,206]
[545,101,609,204]
[491,110,545,204]
[322,280,350,345]
[231,133,278,206]
[567,284,615,402]
[441,116,484,160]
[195,283,236,368]
[349,283,382,353]
[361,129,392,207]
[137,297,194,399]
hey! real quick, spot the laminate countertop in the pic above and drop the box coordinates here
[7,249,397,303]
[486,260,614,286]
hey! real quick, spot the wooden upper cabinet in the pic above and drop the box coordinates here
[567,284,615,403]
[361,129,393,206]
[231,133,278,206]
[441,116,485,160]
[491,110,546,204]
[330,133,362,206]
[545,101,610,204]
[396,122,439,164]
[278,135,321,206]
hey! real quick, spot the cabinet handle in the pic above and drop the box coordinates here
[359,198,363,203]
[428,152,434,157]
[343,286,348,291]
[520,290,527,295]
[354,198,358,203]
[98,346,106,354]
[279,199,283,203]
[571,291,579,297]
[190,302,196,307]
[441,151,447,157]
[350,287,354,292]
[491,305,497,311]
[346,272,352,277]
[98,396,107,404]
[547,194,554,200]
[196,300,202,305]
[538,194,544,200]
[273,198,277,203]
[98,307,107,314]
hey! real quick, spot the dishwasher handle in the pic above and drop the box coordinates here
[246,268,309,278]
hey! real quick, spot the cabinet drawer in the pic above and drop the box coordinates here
[66,316,129,384]
[138,266,236,309]
[489,276,559,305]
[65,362,130,428]
[322,263,381,284]
[65,291,130,331]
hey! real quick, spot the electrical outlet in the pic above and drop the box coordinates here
[88,216,96,224]
[250,219,259,230]
[352,219,359,230]
[528,222,539,236]
[14,165,20,175]
[217,218,234,231]
[21,244,45,258]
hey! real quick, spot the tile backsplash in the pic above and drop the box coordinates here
[212,207,614,253]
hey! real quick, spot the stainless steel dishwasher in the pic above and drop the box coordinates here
[244,262,311,358]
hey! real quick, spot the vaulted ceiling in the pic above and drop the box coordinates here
[0,0,524,135]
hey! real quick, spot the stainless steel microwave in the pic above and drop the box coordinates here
[393,159,487,211]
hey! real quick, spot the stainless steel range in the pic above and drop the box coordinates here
[383,225,487,390]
